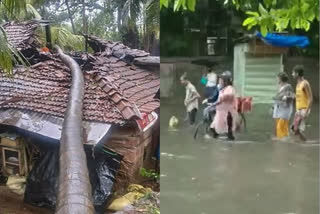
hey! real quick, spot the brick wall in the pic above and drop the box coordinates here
[104,125,154,190]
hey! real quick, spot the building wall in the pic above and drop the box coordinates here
[233,44,247,96]
[105,123,157,191]
[233,43,283,104]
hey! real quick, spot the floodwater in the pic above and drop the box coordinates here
[161,99,319,214]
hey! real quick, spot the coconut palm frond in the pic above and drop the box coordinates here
[0,39,14,74]
[26,0,46,8]
[0,26,30,74]
[25,3,41,20]
[145,0,159,36]
[1,0,26,16]
[51,27,85,51]
[0,0,43,21]
[122,0,142,24]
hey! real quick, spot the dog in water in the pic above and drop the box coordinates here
[169,116,179,131]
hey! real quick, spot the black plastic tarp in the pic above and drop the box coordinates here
[24,149,59,208]
[24,142,122,213]
[87,147,122,213]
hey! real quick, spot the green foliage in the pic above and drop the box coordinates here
[148,206,160,214]
[140,168,159,180]
[145,0,160,37]
[87,7,120,41]
[160,0,169,9]
[0,30,13,74]
[51,27,85,51]
[237,0,319,35]
[1,0,26,17]
[161,0,318,36]
[121,0,142,25]
[141,0,159,52]
[0,0,158,74]
[24,3,41,20]
[0,26,30,74]
[160,0,197,11]
[0,0,43,21]
[37,26,85,52]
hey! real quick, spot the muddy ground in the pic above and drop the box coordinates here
[0,178,159,214]
[0,186,53,214]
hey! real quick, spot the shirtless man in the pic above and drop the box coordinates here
[292,65,313,141]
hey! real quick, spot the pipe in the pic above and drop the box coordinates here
[54,45,94,214]
[45,24,52,49]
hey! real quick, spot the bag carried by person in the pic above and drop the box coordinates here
[200,76,208,85]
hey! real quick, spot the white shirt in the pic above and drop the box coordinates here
[185,82,199,112]
[206,72,217,87]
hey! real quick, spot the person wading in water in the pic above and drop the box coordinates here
[291,65,313,141]
[272,72,295,140]
[181,72,201,125]
[210,71,236,140]
[201,67,219,124]
[202,67,218,99]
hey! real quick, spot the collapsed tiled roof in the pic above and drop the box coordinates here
[0,53,159,124]
[2,21,39,51]
[0,23,159,125]
[87,36,160,66]
[87,35,150,58]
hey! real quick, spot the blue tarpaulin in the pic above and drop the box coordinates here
[255,32,310,48]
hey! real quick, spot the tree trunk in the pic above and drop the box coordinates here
[65,0,76,34]
[82,0,88,51]
[117,7,121,31]
[54,45,94,214]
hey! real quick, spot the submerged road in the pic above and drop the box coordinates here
[161,101,319,214]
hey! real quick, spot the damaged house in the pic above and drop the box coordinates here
[0,21,160,212]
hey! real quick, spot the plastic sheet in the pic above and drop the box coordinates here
[24,144,122,213]
[87,147,123,213]
[256,32,310,48]
[6,175,26,195]
[108,184,152,211]
[24,149,59,209]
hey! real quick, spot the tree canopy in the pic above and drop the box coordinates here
[161,0,319,36]
[0,0,159,73]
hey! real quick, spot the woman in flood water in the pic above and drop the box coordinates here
[210,71,237,140]
[272,72,295,139]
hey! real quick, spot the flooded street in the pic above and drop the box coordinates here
[161,100,319,214]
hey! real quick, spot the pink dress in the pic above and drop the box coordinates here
[210,86,237,134]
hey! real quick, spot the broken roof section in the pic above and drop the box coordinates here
[2,21,39,51]
[0,21,159,142]
[87,35,160,67]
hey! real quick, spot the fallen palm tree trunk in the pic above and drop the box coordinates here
[55,45,94,214]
